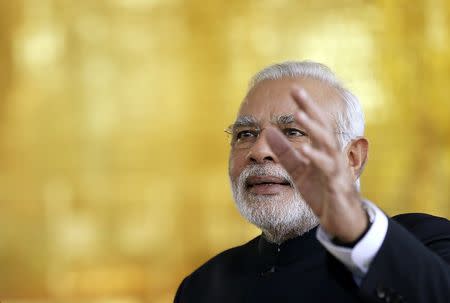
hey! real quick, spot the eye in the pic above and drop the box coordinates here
[235,130,258,141]
[283,128,307,138]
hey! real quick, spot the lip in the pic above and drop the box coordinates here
[246,176,291,195]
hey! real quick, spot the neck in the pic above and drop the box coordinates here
[262,223,319,245]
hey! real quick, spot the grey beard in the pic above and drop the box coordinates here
[230,163,319,244]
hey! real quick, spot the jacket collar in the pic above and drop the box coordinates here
[257,226,323,266]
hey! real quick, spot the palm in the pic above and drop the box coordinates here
[266,88,367,242]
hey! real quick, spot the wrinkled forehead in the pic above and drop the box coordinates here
[236,77,344,125]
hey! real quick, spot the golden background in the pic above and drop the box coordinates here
[0,0,449,302]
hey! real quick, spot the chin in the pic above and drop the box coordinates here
[232,188,319,244]
[229,163,319,243]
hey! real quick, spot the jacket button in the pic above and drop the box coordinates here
[376,286,386,299]
[261,266,276,276]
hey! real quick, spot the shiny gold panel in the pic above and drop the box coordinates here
[0,1,449,302]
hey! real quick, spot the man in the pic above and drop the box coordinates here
[174,61,450,302]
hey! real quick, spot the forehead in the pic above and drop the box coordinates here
[237,77,343,123]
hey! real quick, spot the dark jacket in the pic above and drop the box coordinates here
[174,213,450,303]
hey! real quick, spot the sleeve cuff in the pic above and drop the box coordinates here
[316,200,389,277]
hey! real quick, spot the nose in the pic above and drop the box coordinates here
[246,130,278,164]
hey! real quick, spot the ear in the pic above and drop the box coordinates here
[345,137,369,181]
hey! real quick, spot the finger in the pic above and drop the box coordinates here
[301,144,335,177]
[291,88,331,130]
[265,127,310,173]
[296,111,339,154]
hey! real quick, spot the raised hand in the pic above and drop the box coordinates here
[265,88,368,243]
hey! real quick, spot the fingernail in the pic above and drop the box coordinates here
[299,88,308,99]
[298,111,307,121]
[302,144,311,153]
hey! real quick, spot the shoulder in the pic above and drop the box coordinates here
[183,235,260,282]
[392,212,449,226]
[391,212,450,263]
[392,213,450,243]
[174,236,260,301]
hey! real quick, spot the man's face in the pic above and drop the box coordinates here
[228,77,342,242]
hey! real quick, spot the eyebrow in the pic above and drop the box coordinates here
[227,115,259,133]
[226,114,297,134]
[272,114,295,125]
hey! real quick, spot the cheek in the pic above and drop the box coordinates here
[228,149,247,181]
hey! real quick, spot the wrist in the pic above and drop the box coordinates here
[333,205,371,246]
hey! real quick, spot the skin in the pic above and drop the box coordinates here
[229,77,369,243]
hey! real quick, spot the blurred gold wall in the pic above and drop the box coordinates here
[0,0,449,302]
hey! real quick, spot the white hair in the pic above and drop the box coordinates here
[248,61,365,189]
[249,60,365,149]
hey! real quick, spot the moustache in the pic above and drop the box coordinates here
[238,164,295,188]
